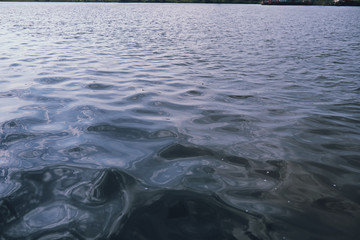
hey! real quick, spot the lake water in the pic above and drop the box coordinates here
[0,2,359,239]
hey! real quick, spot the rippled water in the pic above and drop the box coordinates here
[0,2,359,239]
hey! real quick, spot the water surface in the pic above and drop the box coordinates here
[0,3,360,240]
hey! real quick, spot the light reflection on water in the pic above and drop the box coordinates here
[0,3,360,240]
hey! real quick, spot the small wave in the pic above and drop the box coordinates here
[34,77,71,85]
[86,83,113,90]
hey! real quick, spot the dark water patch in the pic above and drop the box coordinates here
[305,161,352,176]
[132,108,167,116]
[0,91,16,98]
[339,184,360,205]
[224,189,266,200]
[0,166,273,240]
[322,143,359,151]
[269,207,357,240]
[19,58,38,63]
[110,116,155,126]
[300,161,356,195]
[255,169,281,180]
[228,95,253,100]
[214,125,241,133]
[57,56,83,62]
[34,77,71,85]
[0,166,135,239]
[133,72,155,78]
[341,155,360,169]
[2,133,35,144]
[37,72,51,76]
[23,94,74,104]
[306,128,341,135]
[0,199,14,228]
[70,169,131,205]
[267,160,286,169]
[159,144,212,160]
[9,63,21,67]
[193,111,257,125]
[312,197,358,215]
[81,93,115,100]
[86,70,123,76]
[222,155,250,167]
[302,114,359,131]
[183,89,203,96]
[8,74,22,79]
[86,83,112,90]
[149,101,194,111]
[321,114,360,125]
[1,120,22,130]
[126,92,156,101]
[267,108,287,116]
[253,160,286,181]
[87,124,150,140]
[115,190,268,240]
[1,118,46,132]
[35,232,80,240]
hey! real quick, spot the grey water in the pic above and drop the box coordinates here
[0,2,359,239]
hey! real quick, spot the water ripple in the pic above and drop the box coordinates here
[0,3,359,240]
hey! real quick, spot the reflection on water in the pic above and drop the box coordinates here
[1,2,360,240]
[1,166,270,240]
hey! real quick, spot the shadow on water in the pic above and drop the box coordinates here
[0,166,269,240]
[114,191,260,240]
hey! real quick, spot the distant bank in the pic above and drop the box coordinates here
[262,0,360,5]
[1,0,360,5]
[261,0,313,5]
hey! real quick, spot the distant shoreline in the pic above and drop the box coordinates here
[1,0,360,6]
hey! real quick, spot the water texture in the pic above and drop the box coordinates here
[0,3,359,240]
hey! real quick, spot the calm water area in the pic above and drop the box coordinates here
[0,2,359,239]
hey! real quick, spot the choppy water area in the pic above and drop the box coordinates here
[0,2,359,239]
